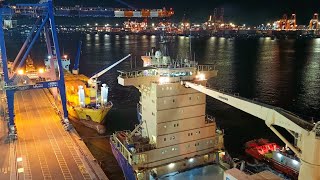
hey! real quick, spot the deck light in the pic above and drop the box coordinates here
[168,163,175,169]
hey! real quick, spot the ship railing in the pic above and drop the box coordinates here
[150,62,198,69]
[197,64,216,72]
[118,70,158,79]
[111,133,133,164]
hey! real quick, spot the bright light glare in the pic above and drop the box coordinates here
[38,68,44,74]
[293,159,299,165]
[63,55,68,59]
[17,69,24,75]
[48,55,51,59]
[196,73,205,80]
[188,158,194,163]
[277,153,282,158]
[168,163,175,169]
[159,77,169,84]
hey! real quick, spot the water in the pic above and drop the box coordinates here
[5,33,320,179]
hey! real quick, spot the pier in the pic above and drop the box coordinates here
[0,89,108,180]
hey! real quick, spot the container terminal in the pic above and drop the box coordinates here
[2,1,320,180]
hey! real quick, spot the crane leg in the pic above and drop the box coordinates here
[6,90,16,140]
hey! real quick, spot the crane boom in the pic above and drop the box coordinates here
[184,82,312,134]
[88,54,131,85]
[183,81,320,180]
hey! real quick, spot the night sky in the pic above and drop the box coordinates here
[8,0,320,25]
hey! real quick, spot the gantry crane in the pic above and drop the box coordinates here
[182,81,320,180]
[309,13,319,30]
[0,0,70,139]
[286,13,297,30]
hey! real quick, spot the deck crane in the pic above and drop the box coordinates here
[182,81,320,180]
[88,54,131,87]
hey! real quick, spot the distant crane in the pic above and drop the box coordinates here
[309,13,319,30]
[286,13,297,30]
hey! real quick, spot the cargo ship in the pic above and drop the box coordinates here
[44,43,131,133]
[245,139,300,179]
[110,34,229,179]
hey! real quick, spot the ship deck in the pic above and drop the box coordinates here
[157,164,225,180]
[0,89,108,180]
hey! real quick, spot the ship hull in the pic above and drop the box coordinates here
[67,104,112,134]
[110,141,136,180]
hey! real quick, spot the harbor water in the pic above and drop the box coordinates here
[5,33,320,179]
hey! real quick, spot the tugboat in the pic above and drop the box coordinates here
[245,139,300,179]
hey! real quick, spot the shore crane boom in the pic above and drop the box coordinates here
[183,81,320,180]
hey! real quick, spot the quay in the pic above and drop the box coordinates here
[0,89,108,180]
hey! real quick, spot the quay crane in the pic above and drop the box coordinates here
[286,14,297,30]
[182,81,320,180]
[0,0,70,139]
[309,13,319,30]
[0,0,167,140]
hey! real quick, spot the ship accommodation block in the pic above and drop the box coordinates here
[115,67,224,177]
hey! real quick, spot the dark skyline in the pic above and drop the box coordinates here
[8,0,320,25]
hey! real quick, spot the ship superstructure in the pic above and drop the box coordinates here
[111,45,225,179]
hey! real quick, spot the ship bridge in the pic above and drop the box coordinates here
[118,64,216,87]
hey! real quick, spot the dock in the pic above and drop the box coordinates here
[0,89,108,180]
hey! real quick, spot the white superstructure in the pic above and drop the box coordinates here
[111,50,225,179]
